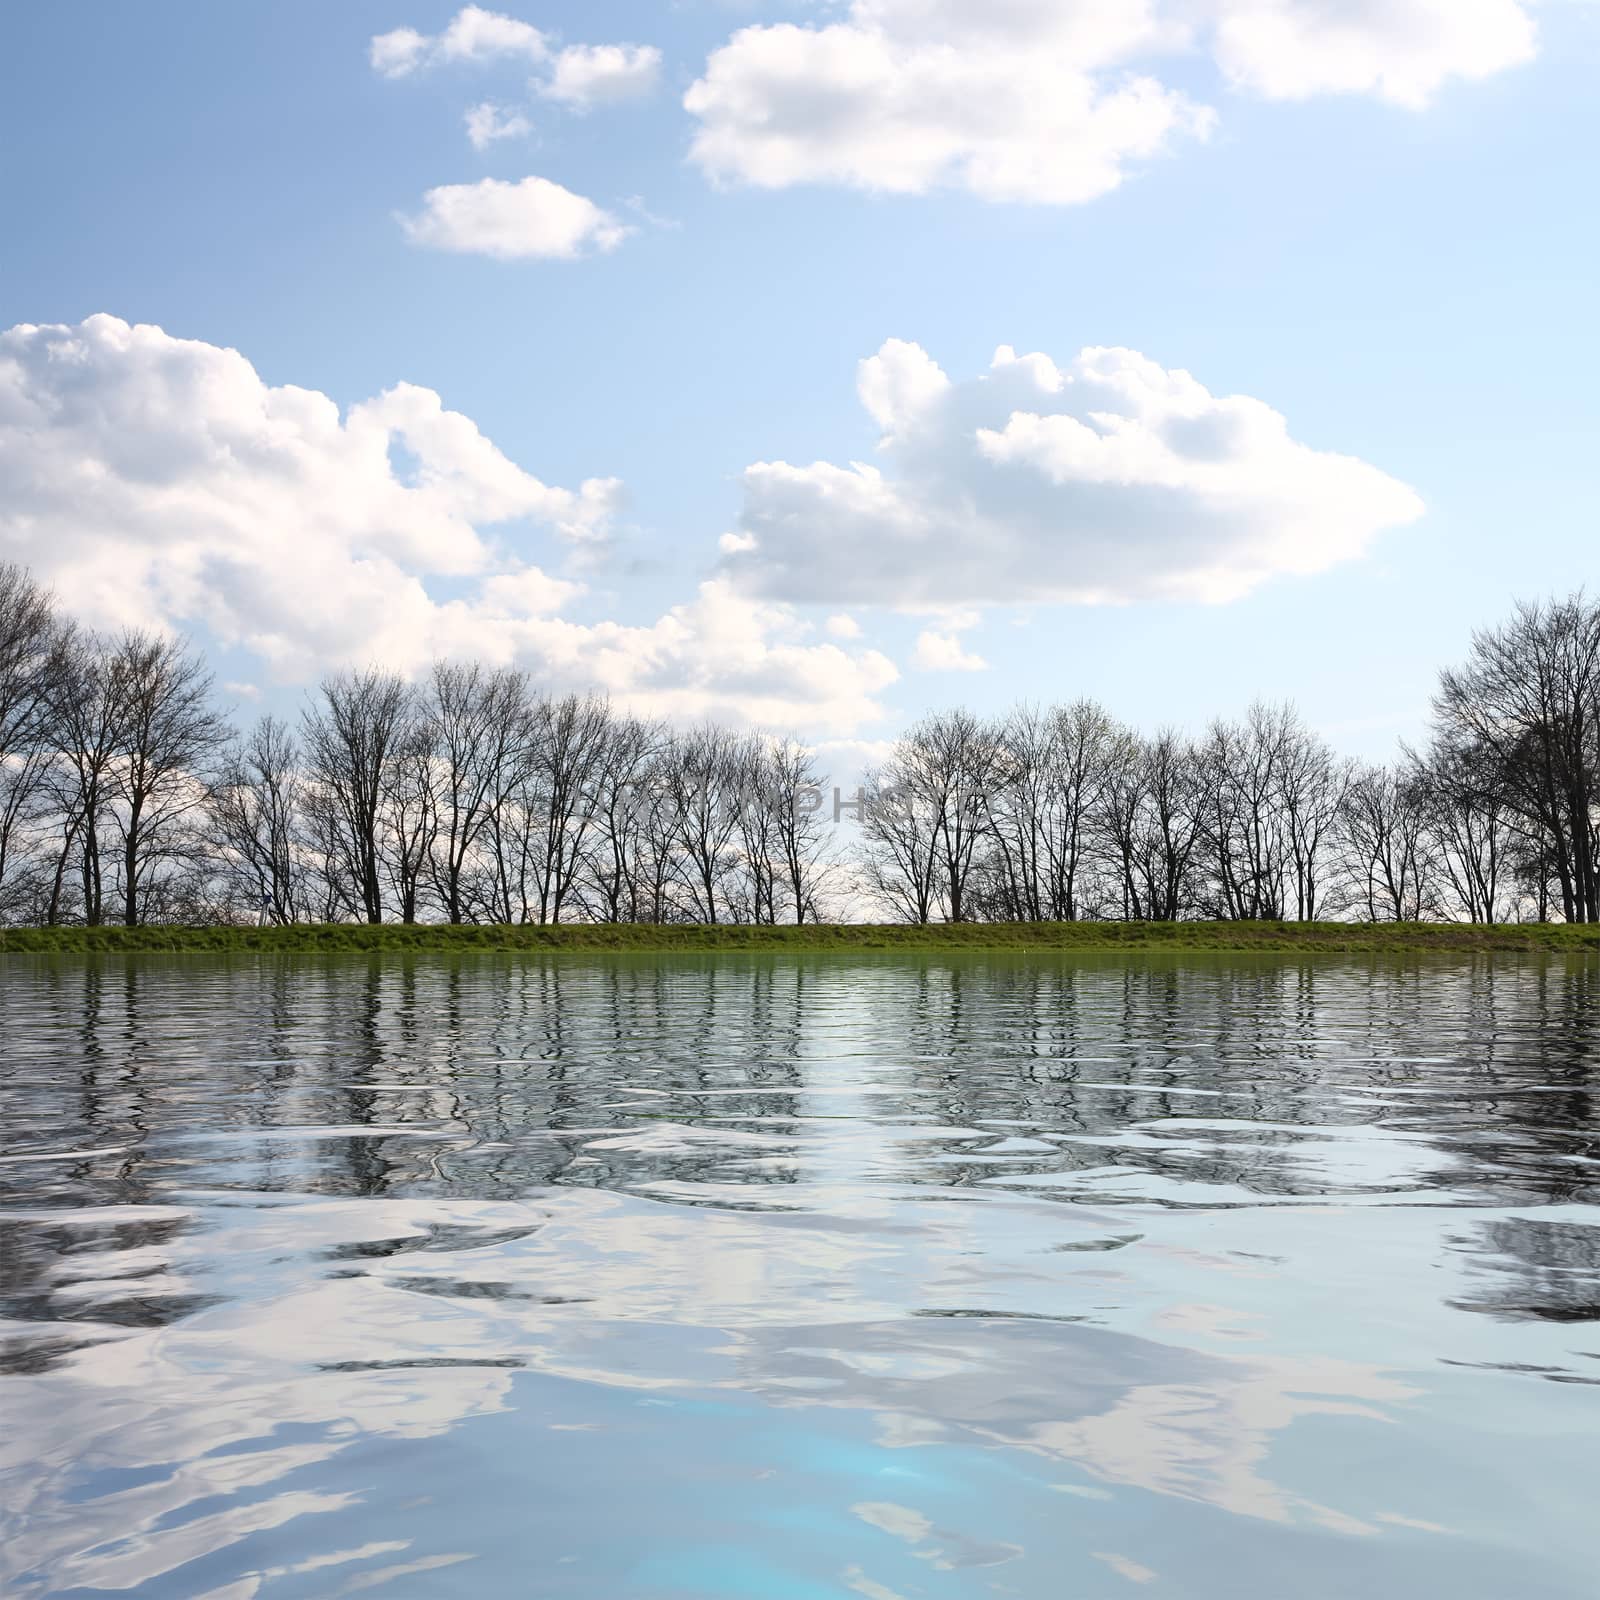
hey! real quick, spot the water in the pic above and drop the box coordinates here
[1,953,1597,1599]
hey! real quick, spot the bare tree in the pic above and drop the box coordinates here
[104,632,229,926]
[381,716,438,924]
[862,710,1004,923]
[1413,736,1516,924]
[728,735,782,925]
[984,701,1122,922]
[859,767,941,925]
[0,565,62,917]
[424,663,532,924]
[1434,594,1600,922]
[768,737,832,924]
[41,633,125,925]
[581,713,663,922]
[1338,763,1438,922]
[302,670,416,924]
[665,725,743,924]
[1195,704,1293,921]
[210,715,309,923]
[1277,714,1350,922]
[1101,729,1203,922]
[527,694,611,924]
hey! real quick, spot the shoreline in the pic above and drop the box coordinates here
[4,921,1600,956]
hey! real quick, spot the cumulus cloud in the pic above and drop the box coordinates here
[686,0,1542,203]
[464,101,532,149]
[0,316,897,732]
[911,629,988,672]
[542,43,663,109]
[370,6,548,78]
[722,338,1424,608]
[373,9,661,110]
[400,176,630,259]
[1209,0,1539,109]
[686,1,1210,204]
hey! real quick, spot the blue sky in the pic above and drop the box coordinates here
[2,0,1597,759]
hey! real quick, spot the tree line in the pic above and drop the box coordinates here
[2,560,1597,928]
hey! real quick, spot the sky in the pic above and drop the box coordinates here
[2,0,1597,766]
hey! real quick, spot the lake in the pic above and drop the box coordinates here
[1,952,1597,1598]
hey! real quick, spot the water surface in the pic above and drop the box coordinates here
[2,952,1598,1598]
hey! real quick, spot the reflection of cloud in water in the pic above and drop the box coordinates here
[3,952,1599,1596]
[3,1181,1425,1592]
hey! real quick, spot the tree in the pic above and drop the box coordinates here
[106,631,229,926]
[527,694,610,924]
[664,725,743,924]
[1434,594,1600,923]
[1338,763,1438,922]
[862,710,1004,923]
[0,565,62,917]
[1277,713,1350,922]
[767,737,832,924]
[41,633,125,925]
[581,713,663,923]
[1196,704,1293,922]
[424,662,532,924]
[1412,735,1515,924]
[1101,729,1202,922]
[302,670,416,924]
[210,715,309,923]
[381,713,438,925]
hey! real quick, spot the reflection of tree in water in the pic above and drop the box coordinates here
[1449,1216,1600,1325]
[6,950,1600,1369]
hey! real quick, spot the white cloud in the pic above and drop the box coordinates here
[464,101,532,150]
[719,530,758,553]
[686,0,1544,204]
[723,338,1424,608]
[826,614,862,639]
[858,338,951,433]
[1209,0,1538,109]
[685,3,1210,204]
[0,316,897,734]
[911,629,988,671]
[400,176,630,259]
[543,43,663,110]
[373,9,662,111]
[371,26,430,79]
[370,7,549,79]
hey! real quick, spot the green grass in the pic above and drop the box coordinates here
[4,919,1600,956]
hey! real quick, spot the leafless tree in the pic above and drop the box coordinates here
[381,716,438,924]
[1101,729,1203,922]
[104,631,229,926]
[767,737,832,924]
[983,701,1122,922]
[209,715,309,923]
[1278,715,1351,921]
[1195,705,1292,921]
[1412,736,1517,924]
[862,710,1004,923]
[527,694,610,924]
[728,735,782,925]
[664,725,744,923]
[580,713,663,922]
[1338,763,1438,922]
[1434,594,1600,922]
[0,564,63,916]
[302,670,416,924]
[424,662,532,924]
[40,633,125,925]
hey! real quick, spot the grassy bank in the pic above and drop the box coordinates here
[4,920,1600,956]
